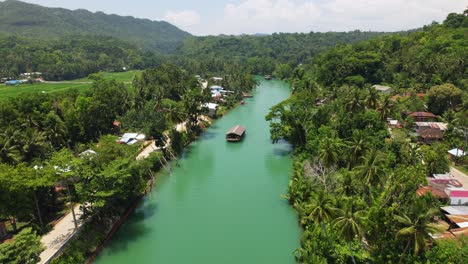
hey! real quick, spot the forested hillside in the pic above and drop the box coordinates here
[312,12,467,90]
[0,35,162,80]
[266,10,468,263]
[0,0,190,53]
[176,31,389,77]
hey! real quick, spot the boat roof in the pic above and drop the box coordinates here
[226,125,246,136]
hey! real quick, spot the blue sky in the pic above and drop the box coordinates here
[12,0,468,35]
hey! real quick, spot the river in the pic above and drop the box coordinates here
[95,78,301,264]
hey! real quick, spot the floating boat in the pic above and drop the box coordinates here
[264,75,272,80]
[226,125,246,142]
[240,100,245,105]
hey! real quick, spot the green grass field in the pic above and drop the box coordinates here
[0,70,141,100]
[72,70,141,83]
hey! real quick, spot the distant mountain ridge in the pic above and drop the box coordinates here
[0,0,191,53]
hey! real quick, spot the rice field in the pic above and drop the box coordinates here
[0,70,141,100]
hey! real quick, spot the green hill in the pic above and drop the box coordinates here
[176,31,389,76]
[0,0,191,53]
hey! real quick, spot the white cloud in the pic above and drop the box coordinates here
[201,0,467,35]
[164,10,201,31]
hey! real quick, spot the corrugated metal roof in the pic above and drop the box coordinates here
[415,122,448,130]
[226,125,246,136]
[448,148,466,157]
[410,112,437,118]
[416,186,448,198]
[441,206,468,215]
[445,215,468,228]
[450,190,468,198]
[418,128,443,139]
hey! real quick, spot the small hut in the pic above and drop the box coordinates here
[226,125,246,142]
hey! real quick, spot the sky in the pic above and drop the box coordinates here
[8,0,468,35]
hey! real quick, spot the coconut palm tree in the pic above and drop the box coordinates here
[442,109,458,125]
[43,111,68,148]
[333,200,366,264]
[379,95,392,121]
[20,129,50,162]
[403,143,422,165]
[346,130,368,169]
[318,137,342,168]
[355,149,387,187]
[306,191,336,249]
[364,85,380,109]
[0,127,21,164]
[346,88,363,113]
[306,191,335,224]
[395,208,441,258]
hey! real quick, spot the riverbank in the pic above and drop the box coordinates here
[49,80,258,264]
[94,78,300,264]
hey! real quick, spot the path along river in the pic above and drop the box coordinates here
[95,78,301,264]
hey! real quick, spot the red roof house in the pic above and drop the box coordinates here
[409,111,437,121]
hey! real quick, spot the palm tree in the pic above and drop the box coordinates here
[346,88,363,112]
[346,130,368,169]
[442,109,458,125]
[44,111,68,148]
[306,191,335,224]
[333,201,366,264]
[404,143,422,165]
[379,95,392,121]
[306,191,336,249]
[159,99,186,126]
[395,208,441,257]
[318,137,342,168]
[355,149,387,187]
[364,85,380,109]
[20,129,50,162]
[0,127,21,164]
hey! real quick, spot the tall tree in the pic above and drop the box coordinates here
[395,208,441,257]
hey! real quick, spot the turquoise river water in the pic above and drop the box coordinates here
[95,78,301,264]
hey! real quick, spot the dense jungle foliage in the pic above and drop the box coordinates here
[266,10,468,263]
[0,0,190,53]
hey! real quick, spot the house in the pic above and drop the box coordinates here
[210,85,224,91]
[117,133,145,145]
[372,85,393,94]
[433,206,468,239]
[211,77,223,82]
[211,90,222,102]
[417,128,443,143]
[429,177,462,189]
[415,122,447,131]
[5,80,20,86]
[408,111,437,122]
[203,103,218,117]
[20,72,42,78]
[445,188,468,205]
[199,80,208,90]
[387,119,401,128]
[448,148,466,162]
[441,206,468,228]
[416,185,448,200]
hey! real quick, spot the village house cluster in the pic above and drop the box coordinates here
[1,72,43,85]
[375,84,468,240]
